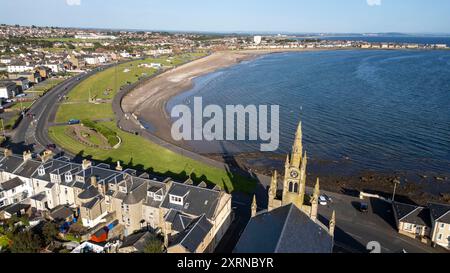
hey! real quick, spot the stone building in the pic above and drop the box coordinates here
[235,122,335,253]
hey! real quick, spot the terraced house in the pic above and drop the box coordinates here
[0,149,232,253]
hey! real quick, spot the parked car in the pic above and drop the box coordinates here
[359,202,369,213]
[319,195,328,206]
[68,119,80,125]
[46,144,57,150]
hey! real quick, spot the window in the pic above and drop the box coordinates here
[438,234,443,240]
[169,195,183,206]
[38,166,45,176]
[154,194,162,201]
[148,191,154,198]
[65,173,73,183]
[440,223,445,229]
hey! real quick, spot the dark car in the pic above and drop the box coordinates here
[360,202,369,213]
[46,144,57,150]
[68,119,80,125]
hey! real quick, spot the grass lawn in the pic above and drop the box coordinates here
[64,234,81,243]
[56,103,114,123]
[49,122,254,193]
[51,53,256,193]
[10,101,35,111]
[27,78,66,94]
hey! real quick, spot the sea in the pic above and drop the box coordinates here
[167,48,450,176]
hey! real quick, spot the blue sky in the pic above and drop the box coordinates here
[1,0,449,34]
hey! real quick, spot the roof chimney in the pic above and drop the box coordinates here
[90,176,98,188]
[23,150,32,162]
[4,149,12,158]
[40,150,53,162]
[82,159,92,170]
[115,161,123,171]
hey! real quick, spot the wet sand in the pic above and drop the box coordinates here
[121,50,450,205]
[122,51,263,142]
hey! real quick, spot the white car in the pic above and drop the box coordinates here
[319,195,328,206]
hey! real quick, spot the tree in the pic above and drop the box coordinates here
[143,236,164,253]
[42,222,59,245]
[10,231,42,253]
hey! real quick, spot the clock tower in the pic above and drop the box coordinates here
[282,122,307,209]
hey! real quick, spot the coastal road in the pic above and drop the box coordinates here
[11,65,111,155]
[215,174,447,253]
[10,56,446,254]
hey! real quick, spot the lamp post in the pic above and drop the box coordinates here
[392,178,401,202]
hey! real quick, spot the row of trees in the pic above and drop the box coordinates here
[0,216,60,253]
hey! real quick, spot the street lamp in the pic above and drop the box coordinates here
[392,178,401,202]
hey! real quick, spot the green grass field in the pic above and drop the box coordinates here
[51,53,256,193]
[27,78,66,94]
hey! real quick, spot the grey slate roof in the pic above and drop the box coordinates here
[0,177,24,191]
[78,185,100,200]
[120,231,154,252]
[30,192,46,201]
[13,160,41,178]
[82,196,101,209]
[49,206,74,221]
[170,214,212,253]
[428,202,450,224]
[161,183,221,220]
[165,209,196,232]
[393,202,431,227]
[0,155,24,173]
[234,204,334,253]
[393,202,418,220]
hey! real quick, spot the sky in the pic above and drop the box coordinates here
[0,0,449,34]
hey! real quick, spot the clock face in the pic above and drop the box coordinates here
[290,170,299,178]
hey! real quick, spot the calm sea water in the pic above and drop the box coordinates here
[308,36,450,46]
[167,50,450,175]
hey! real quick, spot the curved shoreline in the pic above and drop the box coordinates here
[122,51,265,144]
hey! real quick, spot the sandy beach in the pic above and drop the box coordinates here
[122,51,264,142]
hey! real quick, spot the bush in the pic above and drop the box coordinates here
[81,119,119,147]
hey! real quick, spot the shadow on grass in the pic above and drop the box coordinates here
[67,150,257,195]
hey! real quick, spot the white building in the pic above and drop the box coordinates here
[7,64,35,73]
[254,36,262,45]
[44,63,65,74]
[0,81,17,99]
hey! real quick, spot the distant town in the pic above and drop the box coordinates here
[0,23,449,254]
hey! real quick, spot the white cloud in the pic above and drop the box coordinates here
[367,0,382,6]
[66,0,81,6]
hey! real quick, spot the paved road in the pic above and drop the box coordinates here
[10,65,115,155]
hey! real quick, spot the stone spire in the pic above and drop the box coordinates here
[290,122,303,168]
[251,195,257,217]
[329,211,336,237]
[310,178,320,221]
[268,171,278,212]
[285,154,290,167]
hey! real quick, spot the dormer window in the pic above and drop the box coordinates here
[38,166,45,176]
[154,194,162,201]
[119,186,127,193]
[147,191,154,198]
[65,172,73,183]
[169,195,183,206]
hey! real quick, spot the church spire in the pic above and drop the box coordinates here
[310,178,320,221]
[291,122,303,168]
[329,211,336,237]
[251,195,257,217]
[268,171,278,212]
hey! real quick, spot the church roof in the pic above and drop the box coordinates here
[234,204,333,253]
